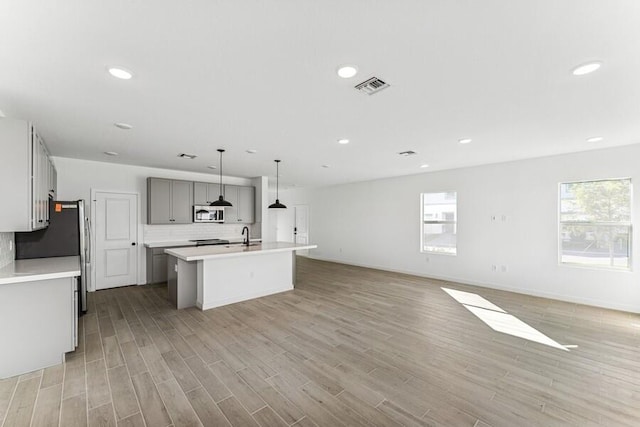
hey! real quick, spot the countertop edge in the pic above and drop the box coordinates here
[144,238,262,248]
[0,256,81,285]
[0,269,82,285]
[165,244,317,262]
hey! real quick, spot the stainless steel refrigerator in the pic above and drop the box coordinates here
[14,200,91,314]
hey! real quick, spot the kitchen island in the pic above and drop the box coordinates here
[164,242,317,310]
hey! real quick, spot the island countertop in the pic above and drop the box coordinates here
[164,242,317,261]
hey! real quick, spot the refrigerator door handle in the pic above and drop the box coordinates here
[86,218,92,263]
[77,200,88,313]
[73,283,78,348]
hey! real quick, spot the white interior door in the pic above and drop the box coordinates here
[294,205,309,256]
[94,192,138,290]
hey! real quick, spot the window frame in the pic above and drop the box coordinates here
[558,177,633,271]
[420,191,458,256]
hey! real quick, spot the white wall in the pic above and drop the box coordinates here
[0,232,14,268]
[53,157,270,284]
[279,143,640,313]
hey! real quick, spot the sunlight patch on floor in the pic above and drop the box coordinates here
[442,287,569,351]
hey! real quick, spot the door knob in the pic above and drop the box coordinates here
[131,242,137,246]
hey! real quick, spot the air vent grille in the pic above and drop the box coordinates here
[355,77,390,95]
[398,150,417,156]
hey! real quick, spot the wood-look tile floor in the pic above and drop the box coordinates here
[1,257,640,427]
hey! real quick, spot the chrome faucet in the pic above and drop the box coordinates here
[242,226,250,246]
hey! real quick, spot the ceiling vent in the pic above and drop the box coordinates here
[398,150,417,156]
[178,153,197,159]
[354,77,389,95]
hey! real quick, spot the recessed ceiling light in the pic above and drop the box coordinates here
[458,138,472,144]
[337,138,350,145]
[321,164,330,168]
[104,151,119,156]
[114,122,133,130]
[108,67,133,80]
[572,61,602,76]
[246,149,257,154]
[207,165,217,169]
[420,164,430,168]
[586,136,604,143]
[337,65,358,79]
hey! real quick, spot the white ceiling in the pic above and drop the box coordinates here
[1,1,639,188]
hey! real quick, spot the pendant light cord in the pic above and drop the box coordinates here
[219,150,223,197]
[276,161,279,200]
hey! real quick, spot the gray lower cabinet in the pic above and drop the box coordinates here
[147,247,169,284]
[224,185,255,223]
[147,178,194,224]
[167,255,197,309]
[0,276,76,378]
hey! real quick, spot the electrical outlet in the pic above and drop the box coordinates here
[491,264,497,272]
[491,215,497,222]
[501,265,508,272]
[425,256,430,263]
[501,215,508,222]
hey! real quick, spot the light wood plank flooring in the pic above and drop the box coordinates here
[1,257,639,426]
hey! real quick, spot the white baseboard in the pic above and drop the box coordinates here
[305,255,640,314]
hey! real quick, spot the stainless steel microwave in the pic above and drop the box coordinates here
[193,205,224,223]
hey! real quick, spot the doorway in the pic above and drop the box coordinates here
[92,191,138,290]
[294,205,309,256]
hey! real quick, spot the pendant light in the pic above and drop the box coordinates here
[210,149,233,207]
[269,159,287,209]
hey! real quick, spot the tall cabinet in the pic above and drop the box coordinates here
[0,118,56,232]
[223,185,255,223]
[193,182,220,205]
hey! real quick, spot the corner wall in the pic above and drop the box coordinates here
[280,143,640,313]
[0,232,14,268]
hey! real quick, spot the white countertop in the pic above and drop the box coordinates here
[0,256,81,285]
[144,238,261,248]
[165,242,317,261]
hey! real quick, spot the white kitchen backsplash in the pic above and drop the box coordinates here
[144,223,260,243]
[0,232,14,268]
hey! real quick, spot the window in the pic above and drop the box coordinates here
[421,192,457,255]
[559,178,632,270]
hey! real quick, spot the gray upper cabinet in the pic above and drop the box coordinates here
[147,178,193,224]
[193,182,220,205]
[171,180,193,223]
[0,118,56,232]
[224,185,255,223]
